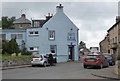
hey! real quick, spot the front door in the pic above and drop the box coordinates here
[68,46,74,61]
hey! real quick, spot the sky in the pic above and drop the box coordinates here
[1,1,119,48]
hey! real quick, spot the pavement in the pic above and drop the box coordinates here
[91,66,120,80]
[1,63,120,80]
[0,65,31,70]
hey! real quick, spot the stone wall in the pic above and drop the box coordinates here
[118,61,120,76]
[1,58,32,67]
[115,61,120,76]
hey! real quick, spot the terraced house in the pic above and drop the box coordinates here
[0,4,79,62]
[100,16,120,60]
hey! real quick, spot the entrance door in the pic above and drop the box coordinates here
[68,46,74,61]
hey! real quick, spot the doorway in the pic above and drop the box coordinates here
[68,46,74,61]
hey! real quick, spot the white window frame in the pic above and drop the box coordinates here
[49,30,55,40]
[67,32,76,41]
[50,45,57,54]
[34,21,40,27]
[29,31,39,36]
[29,47,39,51]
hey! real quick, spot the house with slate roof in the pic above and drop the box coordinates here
[1,4,79,62]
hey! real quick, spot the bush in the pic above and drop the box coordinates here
[2,38,20,55]
[21,51,32,55]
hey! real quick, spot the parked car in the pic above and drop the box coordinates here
[104,54,115,66]
[31,53,57,67]
[31,54,50,67]
[83,53,109,69]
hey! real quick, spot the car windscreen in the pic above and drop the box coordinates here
[104,55,112,59]
[33,55,42,58]
[85,55,97,60]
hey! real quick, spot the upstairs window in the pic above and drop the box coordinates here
[67,32,76,41]
[29,32,33,35]
[29,31,39,36]
[49,31,55,40]
[34,21,40,27]
[35,31,38,34]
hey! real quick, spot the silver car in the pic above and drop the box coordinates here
[31,54,49,67]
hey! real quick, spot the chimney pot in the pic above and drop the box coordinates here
[56,4,64,12]
[21,14,26,18]
[116,16,120,22]
[48,13,50,16]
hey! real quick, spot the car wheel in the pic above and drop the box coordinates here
[111,62,114,66]
[106,62,109,67]
[83,65,87,68]
[99,63,103,69]
[43,62,47,67]
[32,65,35,67]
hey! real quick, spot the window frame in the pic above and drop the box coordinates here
[50,45,57,54]
[29,47,39,51]
[29,31,39,36]
[48,30,55,41]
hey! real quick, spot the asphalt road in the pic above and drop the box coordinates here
[2,62,115,79]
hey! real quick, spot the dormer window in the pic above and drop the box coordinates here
[49,30,55,40]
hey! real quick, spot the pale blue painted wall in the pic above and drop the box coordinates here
[0,29,26,49]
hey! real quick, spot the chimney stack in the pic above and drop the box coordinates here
[21,14,26,18]
[46,13,53,21]
[116,16,120,22]
[56,4,64,13]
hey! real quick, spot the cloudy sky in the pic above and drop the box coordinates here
[1,1,119,48]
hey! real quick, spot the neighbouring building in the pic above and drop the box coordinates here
[13,14,31,28]
[1,4,79,62]
[32,13,53,27]
[99,34,110,53]
[107,16,120,60]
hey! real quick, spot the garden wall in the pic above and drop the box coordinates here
[1,58,32,67]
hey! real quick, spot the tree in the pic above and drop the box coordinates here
[21,40,27,54]
[2,16,16,29]
[79,41,86,50]
[2,40,9,54]
[0,19,1,28]
[8,38,20,55]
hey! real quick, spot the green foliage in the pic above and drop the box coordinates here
[21,40,31,55]
[0,39,2,49]
[79,41,86,50]
[9,38,20,55]
[21,40,27,54]
[22,51,32,55]
[2,38,20,55]
[0,20,1,28]
[2,16,16,29]
[2,40,9,54]
[0,54,32,59]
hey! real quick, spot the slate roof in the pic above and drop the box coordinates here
[13,14,31,24]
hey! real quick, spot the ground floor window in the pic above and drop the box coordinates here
[29,47,39,51]
[50,45,57,53]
